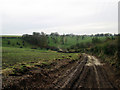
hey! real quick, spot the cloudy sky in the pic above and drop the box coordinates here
[0,0,119,35]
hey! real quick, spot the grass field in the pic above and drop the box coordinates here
[2,47,79,69]
[1,35,111,76]
[1,35,22,37]
[2,35,108,69]
[47,36,107,49]
[2,38,37,48]
[2,35,107,49]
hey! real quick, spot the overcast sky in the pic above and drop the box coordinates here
[0,0,119,35]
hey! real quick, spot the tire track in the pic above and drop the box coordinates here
[53,56,88,88]
[53,54,116,89]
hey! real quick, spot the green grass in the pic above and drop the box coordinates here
[2,35,108,50]
[48,36,107,49]
[2,38,36,48]
[1,35,22,37]
[1,35,109,69]
[2,35,115,76]
[2,47,79,69]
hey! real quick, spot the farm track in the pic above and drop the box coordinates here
[51,54,116,89]
[2,54,118,89]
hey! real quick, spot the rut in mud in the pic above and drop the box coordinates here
[52,54,116,89]
[2,54,119,89]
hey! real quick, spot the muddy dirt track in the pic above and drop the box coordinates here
[2,54,119,89]
[51,54,117,89]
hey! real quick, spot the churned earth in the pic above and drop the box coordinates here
[2,54,120,89]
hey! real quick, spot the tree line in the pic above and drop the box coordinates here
[22,32,120,50]
[22,32,48,48]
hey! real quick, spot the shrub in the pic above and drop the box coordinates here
[103,43,117,55]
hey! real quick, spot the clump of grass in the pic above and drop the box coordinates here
[10,65,30,76]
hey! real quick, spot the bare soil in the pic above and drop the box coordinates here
[2,54,120,89]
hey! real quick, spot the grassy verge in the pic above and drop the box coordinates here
[87,37,120,69]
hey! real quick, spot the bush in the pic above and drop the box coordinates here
[92,37,101,44]
[103,43,117,55]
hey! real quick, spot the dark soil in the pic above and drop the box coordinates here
[2,54,120,89]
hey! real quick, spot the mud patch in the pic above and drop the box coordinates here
[86,55,103,66]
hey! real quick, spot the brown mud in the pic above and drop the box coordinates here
[2,54,120,89]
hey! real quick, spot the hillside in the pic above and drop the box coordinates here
[2,34,108,50]
[2,33,120,89]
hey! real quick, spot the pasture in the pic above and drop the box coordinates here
[2,47,79,69]
[2,35,107,49]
